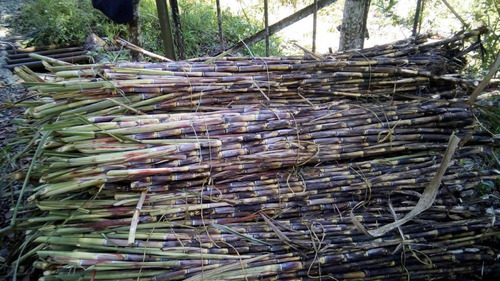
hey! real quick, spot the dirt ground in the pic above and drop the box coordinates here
[0,0,33,278]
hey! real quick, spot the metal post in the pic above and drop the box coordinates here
[312,0,318,53]
[264,0,270,56]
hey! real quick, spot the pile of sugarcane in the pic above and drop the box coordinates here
[3,46,90,70]
[9,29,500,281]
[14,28,495,122]
[24,100,498,199]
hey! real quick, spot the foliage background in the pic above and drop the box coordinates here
[371,0,499,75]
[15,0,282,58]
[13,0,500,74]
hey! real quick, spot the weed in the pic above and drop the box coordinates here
[15,0,122,47]
[476,180,498,197]
[14,0,281,59]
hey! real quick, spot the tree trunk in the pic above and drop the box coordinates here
[128,0,143,61]
[412,0,424,36]
[338,0,371,51]
[169,0,185,60]
[155,0,176,60]
[215,0,224,50]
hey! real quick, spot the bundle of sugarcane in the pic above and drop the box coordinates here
[22,145,500,280]
[13,98,497,280]
[27,181,500,280]
[31,214,499,281]
[13,29,492,123]
[23,99,498,201]
[21,144,498,225]
[22,147,497,228]
[9,29,499,280]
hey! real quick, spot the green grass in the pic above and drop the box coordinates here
[475,94,500,197]
[15,0,117,46]
[15,0,281,59]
